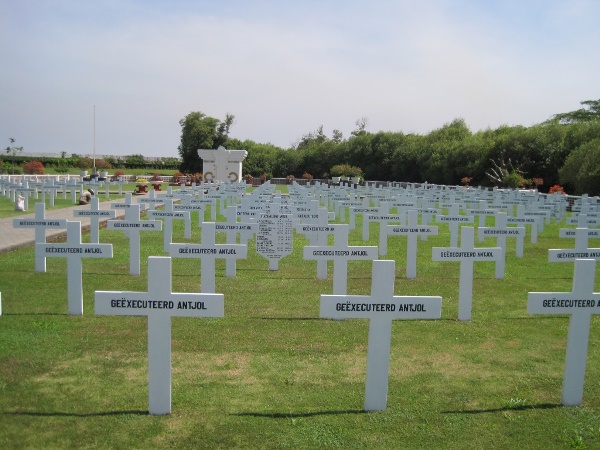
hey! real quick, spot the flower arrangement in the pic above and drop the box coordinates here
[549,184,566,195]
[244,173,254,184]
[302,172,313,181]
[112,169,125,181]
[330,164,363,178]
[187,173,203,184]
[286,174,295,184]
[171,171,184,184]
[461,176,472,186]
[150,173,162,182]
[136,178,148,184]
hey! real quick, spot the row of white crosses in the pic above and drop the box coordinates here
[11,181,600,412]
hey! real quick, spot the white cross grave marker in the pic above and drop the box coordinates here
[13,202,68,272]
[303,224,378,295]
[148,199,191,252]
[106,204,163,275]
[432,227,502,321]
[73,197,116,244]
[320,260,442,411]
[385,209,439,278]
[38,221,112,315]
[549,227,600,263]
[528,259,600,405]
[169,222,247,293]
[436,203,474,247]
[477,211,525,261]
[95,256,224,415]
[217,206,256,277]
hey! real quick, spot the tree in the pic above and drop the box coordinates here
[5,138,23,174]
[351,117,369,136]
[559,138,600,195]
[178,111,234,173]
[551,99,600,124]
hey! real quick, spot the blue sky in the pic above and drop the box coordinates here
[1,0,599,157]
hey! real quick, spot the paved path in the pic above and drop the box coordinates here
[0,196,137,253]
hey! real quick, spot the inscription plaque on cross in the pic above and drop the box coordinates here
[256,211,293,271]
[432,226,502,321]
[528,259,600,405]
[38,221,113,315]
[95,256,224,415]
[320,260,442,411]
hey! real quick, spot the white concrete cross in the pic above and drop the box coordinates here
[294,207,331,279]
[508,204,540,243]
[148,199,191,252]
[41,180,61,207]
[385,209,439,278]
[477,211,526,259]
[95,256,224,415]
[137,189,164,210]
[216,207,256,277]
[106,204,163,276]
[436,203,474,247]
[73,197,116,244]
[432,226,502,321]
[303,224,378,295]
[169,221,247,293]
[349,205,381,232]
[111,193,147,211]
[528,259,600,405]
[174,194,207,228]
[366,210,405,255]
[38,221,113,315]
[320,260,442,411]
[549,226,600,263]
[466,200,508,228]
[13,202,68,272]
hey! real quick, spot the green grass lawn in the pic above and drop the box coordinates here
[1,198,599,449]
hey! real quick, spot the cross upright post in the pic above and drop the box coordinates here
[13,202,68,272]
[320,259,442,411]
[38,221,113,315]
[95,256,224,415]
[432,226,502,321]
[528,259,600,405]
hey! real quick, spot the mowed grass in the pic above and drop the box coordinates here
[1,194,600,449]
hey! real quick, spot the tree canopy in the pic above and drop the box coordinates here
[178,112,234,173]
[176,99,600,195]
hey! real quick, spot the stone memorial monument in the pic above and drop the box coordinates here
[198,145,247,183]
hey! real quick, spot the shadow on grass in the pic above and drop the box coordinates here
[2,410,149,417]
[2,312,67,316]
[256,317,323,321]
[441,403,562,414]
[232,409,366,418]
